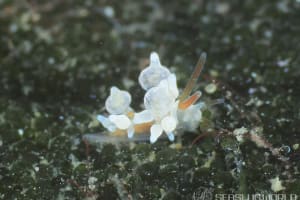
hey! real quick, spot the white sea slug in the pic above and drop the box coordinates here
[95,51,207,144]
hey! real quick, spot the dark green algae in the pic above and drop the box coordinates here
[1,0,300,199]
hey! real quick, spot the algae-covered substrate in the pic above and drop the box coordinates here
[0,0,300,199]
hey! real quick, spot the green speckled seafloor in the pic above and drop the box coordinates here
[0,0,300,199]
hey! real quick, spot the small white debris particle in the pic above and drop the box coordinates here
[78,8,89,17]
[205,83,217,94]
[18,129,24,136]
[103,6,115,18]
[264,30,273,38]
[255,99,264,107]
[269,176,286,192]
[88,177,98,190]
[251,72,257,78]
[277,59,290,67]
[215,3,230,14]
[9,23,18,33]
[233,127,248,142]
[48,57,55,65]
[69,154,82,169]
[248,88,257,94]
[39,159,49,165]
[202,151,216,168]
[34,166,39,172]
[209,69,219,77]
[292,143,299,150]
[122,77,135,90]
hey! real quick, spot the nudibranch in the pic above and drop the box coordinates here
[97,52,206,143]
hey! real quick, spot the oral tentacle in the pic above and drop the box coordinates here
[179,52,206,102]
